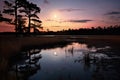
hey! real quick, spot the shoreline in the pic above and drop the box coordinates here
[0,36,66,59]
[0,35,120,58]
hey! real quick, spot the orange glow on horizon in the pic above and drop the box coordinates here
[42,19,108,31]
[0,22,14,32]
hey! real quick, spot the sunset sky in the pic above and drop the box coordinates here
[0,0,120,32]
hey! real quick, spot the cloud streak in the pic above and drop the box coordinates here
[51,26,61,27]
[46,19,54,21]
[104,11,120,21]
[46,19,63,23]
[105,11,120,15]
[46,19,93,23]
[58,8,83,12]
[43,0,50,4]
[67,19,93,23]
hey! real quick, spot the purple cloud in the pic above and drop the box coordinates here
[58,8,83,12]
[43,0,49,4]
[105,11,120,15]
[46,19,93,23]
[67,19,93,23]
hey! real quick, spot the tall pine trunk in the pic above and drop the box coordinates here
[28,16,30,33]
[15,0,18,33]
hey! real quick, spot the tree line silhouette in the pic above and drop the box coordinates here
[0,0,42,33]
[44,25,120,35]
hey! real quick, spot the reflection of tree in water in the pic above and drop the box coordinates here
[83,52,91,71]
[10,48,42,80]
[71,44,120,80]
[92,58,120,80]
[65,46,74,57]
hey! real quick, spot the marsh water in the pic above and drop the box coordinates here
[1,36,120,80]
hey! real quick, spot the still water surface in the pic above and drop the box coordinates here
[10,41,120,80]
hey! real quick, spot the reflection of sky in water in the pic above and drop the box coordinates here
[29,42,112,80]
